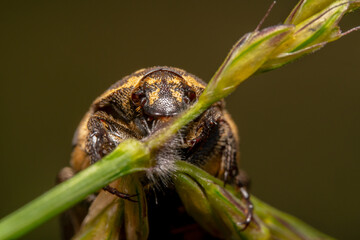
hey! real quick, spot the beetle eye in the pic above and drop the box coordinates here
[184,89,196,104]
[131,90,146,106]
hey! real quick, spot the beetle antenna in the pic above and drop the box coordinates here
[141,118,152,135]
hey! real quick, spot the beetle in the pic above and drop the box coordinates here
[58,66,252,239]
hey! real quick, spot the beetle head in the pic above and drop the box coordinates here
[131,69,197,118]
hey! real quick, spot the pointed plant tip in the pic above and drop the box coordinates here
[213,25,293,76]
[285,0,344,25]
[259,0,360,72]
[199,24,294,105]
[254,1,277,32]
[285,0,360,25]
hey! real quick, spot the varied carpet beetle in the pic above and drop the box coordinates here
[58,66,252,239]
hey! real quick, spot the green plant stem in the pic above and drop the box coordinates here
[174,161,334,240]
[147,25,293,152]
[252,197,334,240]
[147,98,209,151]
[0,140,150,240]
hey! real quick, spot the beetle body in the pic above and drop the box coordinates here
[58,66,249,239]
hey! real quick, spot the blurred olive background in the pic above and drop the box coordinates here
[0,1,359,239]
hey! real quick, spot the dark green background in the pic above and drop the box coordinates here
[1,1,359,239]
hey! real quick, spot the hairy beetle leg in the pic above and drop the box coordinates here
[103,185,138,202]
[239,186,253,230]
[224,175,253,231]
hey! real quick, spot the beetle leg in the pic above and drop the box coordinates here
[57,166,76,184]
[86,114,123,164]
[219,119,253,230]
[235,175,253,230]
[86,114,139,202]
[187,105,221,150]
[221,125,238,186]
[103,185,139,202]
[186,107,253,229]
